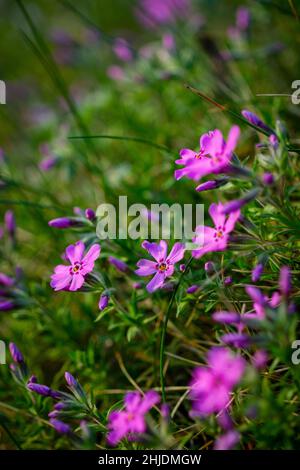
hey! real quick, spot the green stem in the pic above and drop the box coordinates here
[0,416,22,450]
[159,256,193,402]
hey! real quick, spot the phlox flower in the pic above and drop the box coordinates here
[107,390,160,446]
[190,348,246,416]
[192,202,240,259]
[175,126,240,183]
[50,241,100,292]
[135,240,185,293]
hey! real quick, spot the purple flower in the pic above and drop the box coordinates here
[212,311,240,324]
[136,0,190,29]
[28,383,53,397]
[252,350,268,370]
[0,300,15,311]
[179,264,186,272]
[113,38,133,62]
[65,372,78,388]
[245,285,266,306]
[98,294,109,311]
[50,241,101,292]
[107,65,125,81]
[224,276,233,286]
[186,285,199,294]
[135,241,185,293]
[0,273,15,287]
[269,134,279,149]
[217,410,234,431]
[192,202,240,259]
[107,390,160,446]
[221,332,250,348]
[108,256,128,273]
[262,172,274,186]
[241,110,273,133]
[204,261,215,273]
[85,208,95,220]
[9,343,24,363]
[4,210,16,239]
[252,263,264,282]
[39,155,58,172]
[50,418,71,435]
[279,266,291,296]
[214,430,240,450]
[195,178,228,192]
[162,33,175,50]
[28,375,38,384]
[236,7,250,31]
[221,189,260,215]
[190,348,245,416]
[48,217,79,229]
[54,401,66,411]
[175,126,240,183]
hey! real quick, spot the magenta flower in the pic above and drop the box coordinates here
[0,273,15,287]
[214,430,240,450]
[4,210,16,239]
[175,126,240,183]
[190,348,245,417]
[135,240,185,293]
[98,294,109,311]
[262,172,274,186]
[279,266,291,297]
[241,109,273,134]
[192,202,240,259]
[175,130,216,181]
[107,65,125,81]
[252,263,264,282]
[48,217,80,229]
[107,390,160,446]
[50,418,71,435]
[9,343,24,363]
[195,178,228,192]
[50,241,101,292]
[108,256,128,273]
[113,38,133,62]
[136,0,190,29]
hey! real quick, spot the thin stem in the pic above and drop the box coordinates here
[0,416,22,450]
[160,256,193,402]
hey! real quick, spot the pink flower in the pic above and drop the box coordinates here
[113,38,133,62]
[107,65,125,81]
[50,241,100,291]
[214,430,240,450]
[136,0,190,29]
[190,348,246,417]
[135,240,185,293]
[192,202,240,259]
[175,126,240,182]
[107,390,160,446]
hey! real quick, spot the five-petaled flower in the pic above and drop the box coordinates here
[50,241,100,291]
[190,348,245,416]
[175,126,240,183]
[192,202,240,259]
[135,240,185,293]
[107,390,160,446]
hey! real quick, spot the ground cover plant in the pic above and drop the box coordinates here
[1,0,300,450]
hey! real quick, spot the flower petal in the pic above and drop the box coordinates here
[209,203,226,228]
[146,272,166,293]
[65,241,85,264]
[135,259,157,276]
[69,274,85,291]
[166,242,185,264]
